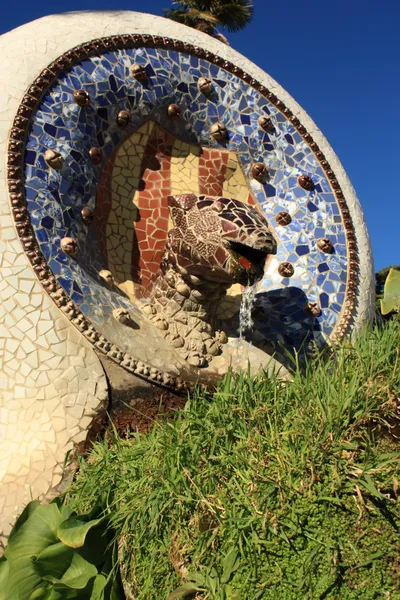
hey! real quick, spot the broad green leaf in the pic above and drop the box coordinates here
[381,268,400,315]
[6,502,64,561]
[168,582,204,599]
[28,587,52,600]
[33,542,74,581]
[49,498,74,522]
[1,558,43,600]
[57,516,106,549]
[59,552,97,589]
[0,556,9,588]
[75,526,110,567]
[38,551,97,590]
[7,501,41,543]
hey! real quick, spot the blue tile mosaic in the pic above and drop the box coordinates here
[23,46,349,351]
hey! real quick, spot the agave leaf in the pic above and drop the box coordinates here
[57,516,106,549]
[381,268,400,315]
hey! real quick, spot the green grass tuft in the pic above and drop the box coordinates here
[66,319,400,599]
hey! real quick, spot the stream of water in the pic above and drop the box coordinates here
[239,281,257,340]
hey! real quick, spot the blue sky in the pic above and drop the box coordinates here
[2,0,398,272]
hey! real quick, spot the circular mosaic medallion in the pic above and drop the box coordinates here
[8,34,365,386]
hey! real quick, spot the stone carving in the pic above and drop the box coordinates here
[113,308,132,326]
[5,30,367,397]
[210,122,227,141]
[251,162,268,183]
[117,110,130,126]
[198,76,213,95]
[130,63,147,80]
[276,211,292,226]
[60,237,78,256]
[142,194,277,367]
[89,147,102,165]
[317,238,334,253]
[298,174,315,191]
[167,103,181,118]
[0,11,375,543]
[99,269,114,287]
[305,302,321,317]
[278,262,294,277]
[44,149,63,169]
[81,206,94,225]
[258,115,274,132]
[73,89,90,106]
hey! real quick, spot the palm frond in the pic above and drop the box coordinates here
[211,0,254,32]
[164,7,219,27]
[169,0,215,10]
[165,0,254,36]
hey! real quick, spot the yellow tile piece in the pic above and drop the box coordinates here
[223,152,254,204]
[106,121,153,300]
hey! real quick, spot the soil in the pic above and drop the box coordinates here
[109,390,187,436]
[75,355,188,456]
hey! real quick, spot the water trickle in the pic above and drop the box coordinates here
[239,281,257,339]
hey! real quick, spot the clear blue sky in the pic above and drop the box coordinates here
[2,0,398,272]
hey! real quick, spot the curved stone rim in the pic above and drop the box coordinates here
[7,32,361,388]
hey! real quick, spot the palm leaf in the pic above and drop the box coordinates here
[164,7,218,26]
[211,0,254,32]
[165,0,254,34]
[169,0,215,9]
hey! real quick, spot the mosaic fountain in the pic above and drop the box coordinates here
[0,11,374,538]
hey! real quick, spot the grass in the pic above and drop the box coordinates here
[66,318,400,600]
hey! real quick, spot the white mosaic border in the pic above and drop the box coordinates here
[0,11,374,538]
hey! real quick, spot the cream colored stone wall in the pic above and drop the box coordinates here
[0,11,374,539]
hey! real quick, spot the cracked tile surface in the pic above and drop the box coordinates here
[0,11,374,539]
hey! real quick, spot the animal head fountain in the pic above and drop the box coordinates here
[0,11,375,537]
[143,193,277,368]
[10,79,371,390]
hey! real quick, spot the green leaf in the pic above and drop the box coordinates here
[221,548,240,584]
[0,556,9,588]
[57,516,106,549]
[6,502,65,561]
[59,553,98,589]
[28,587,51,600]
[33,543,74,582]
[90,574,107,599]
[2,502,68,600]
[381,268,400,315]
[354,551,384,569]
[360,474,385,500]
[40,552,97,589]
[168,582,204,599]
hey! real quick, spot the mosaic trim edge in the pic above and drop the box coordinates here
[7,34,359,387]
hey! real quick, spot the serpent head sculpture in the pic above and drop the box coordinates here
[143,194,277,367]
